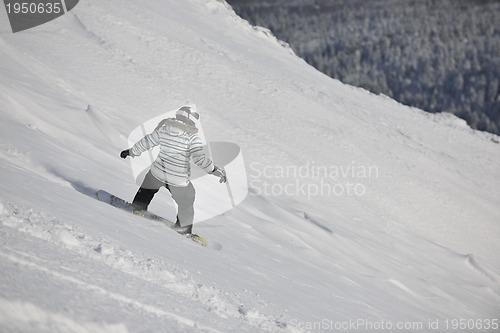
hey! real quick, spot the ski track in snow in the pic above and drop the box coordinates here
[0,199,296,333]
[0,250,220,333]
[0,298,129,333]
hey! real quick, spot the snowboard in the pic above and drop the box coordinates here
[96,190,208,247]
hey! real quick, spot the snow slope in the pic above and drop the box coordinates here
[1,0,499,332]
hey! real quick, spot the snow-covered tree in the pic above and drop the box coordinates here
[227,0,500,134]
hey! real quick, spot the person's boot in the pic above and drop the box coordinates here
[174,217,193,235]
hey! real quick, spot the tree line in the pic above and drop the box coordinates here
[227,0,500,135]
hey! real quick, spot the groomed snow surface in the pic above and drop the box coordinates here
[1,0,499,332]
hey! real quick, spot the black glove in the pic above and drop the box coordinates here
[120,149,131,159]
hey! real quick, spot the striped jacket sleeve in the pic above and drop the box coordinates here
[190,135,214,173]
[130,130,161,157]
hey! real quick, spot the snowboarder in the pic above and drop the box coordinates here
[120,105,226,235]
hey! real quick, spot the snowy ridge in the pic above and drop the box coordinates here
[1,0,499,332]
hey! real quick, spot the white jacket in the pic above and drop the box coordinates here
[130,118,214,186]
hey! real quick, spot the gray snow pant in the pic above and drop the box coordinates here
[132,171,196,229]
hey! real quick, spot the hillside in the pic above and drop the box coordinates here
[1,0,499,332]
